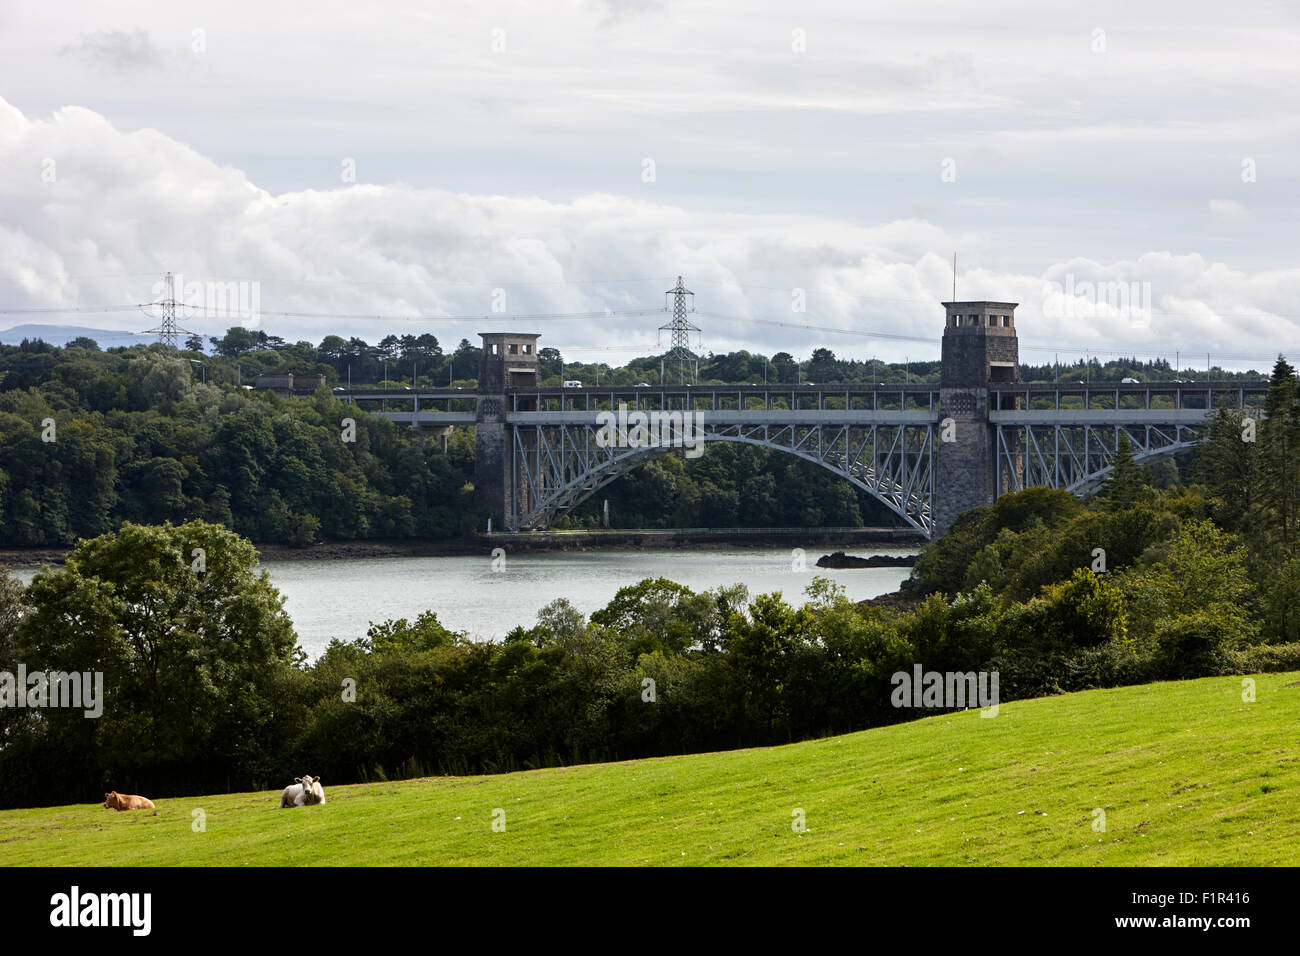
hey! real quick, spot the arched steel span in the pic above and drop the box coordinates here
[507,422,935,534]
[996,420,1207,498]
[339,371,1272,538]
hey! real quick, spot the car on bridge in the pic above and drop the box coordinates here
[562,380,582,388]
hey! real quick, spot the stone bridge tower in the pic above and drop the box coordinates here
[475,332,540,530]
[933,301,1019,535]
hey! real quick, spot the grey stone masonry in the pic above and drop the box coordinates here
[475,333,541,527]
[934,302,1019,535]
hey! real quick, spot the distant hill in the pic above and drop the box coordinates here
[0,324,152,348]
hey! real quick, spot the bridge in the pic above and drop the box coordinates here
[338,303,1270,538]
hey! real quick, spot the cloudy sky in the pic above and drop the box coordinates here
[0,1,1297,368]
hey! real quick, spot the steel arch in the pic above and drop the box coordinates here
[509,422,935,535]
[995,421,1207,497]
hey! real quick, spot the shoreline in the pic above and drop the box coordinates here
[0,528,925,570]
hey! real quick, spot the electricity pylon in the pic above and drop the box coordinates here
[659,275,700,384]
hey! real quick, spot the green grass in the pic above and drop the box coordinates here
[3,672,1298,866]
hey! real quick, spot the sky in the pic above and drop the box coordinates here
[0,0,1297,369]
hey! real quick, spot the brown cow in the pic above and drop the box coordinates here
[104,791,155,811]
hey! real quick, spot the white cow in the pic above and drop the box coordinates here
[279,774,326,808]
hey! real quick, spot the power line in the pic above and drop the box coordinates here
[195,307,667,323]
[697,310,937,344]
[0,303,667,323]
[681,276,1300,320]
[0,304,151,315]
[0,270,677,290]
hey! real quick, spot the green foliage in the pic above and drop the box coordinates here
[1101,432,1147,509]
[0,522,299,807]
[904,505,992,597]
[0,343,477,546]
[908,487,1101,599]
[366,610,465,654]
[1115,518,1257,644]
[1196,358,1300,565]
[568,441,882,529]
[1197,407,1261,531]
[1154,612,1237,680]
[589,577,699,656]
[1038,568,1129,651]
[990,486,1084,533]
[1258,356,1300,553]
[1260,557,1300,644]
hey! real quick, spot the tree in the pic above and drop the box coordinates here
[413,333,442,359]
[590,578,697,656]
[1116,518,1258,644]
[1259,356,1300,555]
[1261,557,1300,644]
[366,610,465,654]
[1102,431,1144,508]
[807,347,840,383]
[771,351,798,384]
[11,521,298,804]
[377,335,400,363]
[1039,568,1129,650]
[538,347,563,377]
[721,592,814,737]
[317,335,348,372]
[452,338,481,380]
[209,327,268,357]
[1199,407,1259,531]
[0,566,31,753]
[344,337,372,375]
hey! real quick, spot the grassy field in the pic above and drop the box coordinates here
[2,672,1297,866]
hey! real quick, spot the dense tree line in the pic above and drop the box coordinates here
[565,442,894,528]
[0,341,477,546]
[176,323,1274,389]
[559,350,1267,388]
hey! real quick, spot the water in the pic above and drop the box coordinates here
[13,547,917,660]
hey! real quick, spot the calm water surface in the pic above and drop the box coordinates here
[16,547,918,660]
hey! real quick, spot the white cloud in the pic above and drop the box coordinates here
[1208,199,1250,227]
[59,29,166,73]
[0,96,1296,369]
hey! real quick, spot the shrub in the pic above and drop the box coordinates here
[1155,612,1236,679]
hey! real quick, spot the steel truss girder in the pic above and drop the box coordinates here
[995,421,1204,496]
[509,422,935,536]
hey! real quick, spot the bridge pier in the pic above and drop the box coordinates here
[475,332,541,530]
[933,301,1020,536]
